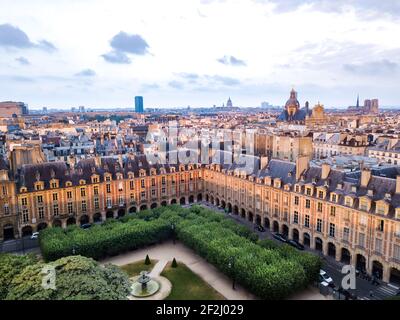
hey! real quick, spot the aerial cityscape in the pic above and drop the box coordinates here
[1,0,400,309]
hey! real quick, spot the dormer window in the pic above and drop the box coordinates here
[345,197,352,207]
[66,181,73,187]
[337,183,343,190]
[306,188,312,196]
[351,186,357,193]
[331,193,337,202]
[79,179,86,185]
[359,198,370,211]
[367,189,374,197]
[295,185,300,193]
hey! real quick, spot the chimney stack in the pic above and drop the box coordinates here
[360,168,371,188]
[260,156,269,170]
[396,176,400,194]
[321,163,331,180]
[296,156,309,181]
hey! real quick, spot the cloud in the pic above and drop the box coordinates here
[206,75,241,86]
[343,59,399,76]
[110,31,149,55]
[168,80,184,89]
[217,55,246,66]
[101,50,131,64]
[75,69,96,77]
[141,83,160,91]
[0,24,56,51]
[15,56,30,65]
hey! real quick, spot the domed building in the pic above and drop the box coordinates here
[277,89,311,123]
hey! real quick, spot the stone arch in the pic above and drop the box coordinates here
[210,196,214,205]
[372,260,384,280]
[170,199,177,205]
[37,222,48,231]
[227,203,232,213]
[315,237,323,252]
[188,195,194,204]
[150,203,158,209]
[328,242,336,258]
[117,209,126,217]
[356,254,367,272]
[197,194,203,202]
[264,217,270,229]
[303,232,311,247]
[205,194,209,202]
[140,204,148,211]
[215,198,220,206]
[93,213,102,223]
[106,211,114,219]
[292,228,299,242]
[233,205,239,215]
[79,215,89,225]
[221,200,226,209]
[180,197,186,205]
[248,211,254,222]
[67,217,76,226]
[241,208,246,219]
[161,201,168,207]
[255,214,261,225]
[53,219,62,228]
[129,206,137,214]
[21,225,33,237]
[341,248,351,264]
[3,224,14,241]
[282,224,289,237]
[390,267,400,286]
[273,221,279,233]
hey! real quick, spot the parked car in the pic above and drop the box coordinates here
[80,223,92,229]
[288,239,305,250]
[273,233,287,243]
[255,224,266,232]
[319,269,334,286]
[30,232,39,240]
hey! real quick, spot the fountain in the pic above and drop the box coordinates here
[130,271,160,297]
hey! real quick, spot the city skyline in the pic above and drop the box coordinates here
[1,0,400,109]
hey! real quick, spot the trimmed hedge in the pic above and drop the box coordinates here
[40,218,171,261]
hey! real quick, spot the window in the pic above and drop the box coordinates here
[331,194,337,202]
[94,186,99,196]
[343,227,350,241]
[358,233,365,248]
[304,215,310,228]
[94,198,99,210]
[329,223,335,238]
[119,196,124,205]
[52,193,58,201]
[375,238,382,254]
[80,188,86,197]
[141,179,145,188]
[294,196,299,205]
[330,206,336,216]
[141,191,146,199]
[345,197,351,207]
[21,197,28,206]
[162,187,166,194]
[81,200,87,213]
[53,204,59,216]
[130,180,135,190]
[305,199,311,209]
[377,205,385,215]
[318,191,324,199]
[106,198,112,208]
[2,186,7,196]
[151,189,156,197]
[37,195,43,204]
[51,182,57,189]
[306,188,311,196]
[162,176,166,185]
[378,220,384,232]
[105,176,111,182]
[293,211,299,224]
[106,184,111,193]
[67,202,73,214]
[4,204,9,215]
[130,193,135,203]
[360,215,367,226]
[151,178,156,187]
[317,219,323,232]
[394,244,400,261]
[38,207,44,220]
[22,209,29,223]
[317,202,323,212]
[360,201,368,211]
[92,177,98,184]
[67,191,72,199]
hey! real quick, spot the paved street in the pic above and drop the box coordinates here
[199,202,399,300]
[0,237,40,255]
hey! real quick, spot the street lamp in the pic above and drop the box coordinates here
[228,256,235,290]
[171,223,176,244]
[72,245,76,255]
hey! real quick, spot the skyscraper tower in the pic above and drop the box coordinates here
[135,96,144,113]
[356,94,360,109]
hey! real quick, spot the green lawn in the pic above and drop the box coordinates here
[120,259,157,277]
[161,261,225,300]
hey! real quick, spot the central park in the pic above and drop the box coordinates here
[0,205,323,300]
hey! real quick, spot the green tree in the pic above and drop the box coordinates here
[145,254,151,265]
[171,258,178,268]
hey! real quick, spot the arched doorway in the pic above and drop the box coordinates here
[356,254,366,272]
[303,233,311,247]
[188,195,194,204]
[227,203,232,213]
[129,206,137,214]
[215,198,220,206]
[150,203,157,209]
[37,222,47,231]
[341,248,351,264]
[180,197,186,205]
[328,242,336,258]
[210,196,214,205]
[140,204,148,211]
[292,228,299,242]
[372,261,383,279]
[315,237,323,252]
[3,224,14,241]
[233,205,239,215]
[264,217,270,229]
[390,268,400,286]
[221,200,226,209]
[282,224,289,237]
[197,194,202,202]
[117,209,126,217]
[21,226,33,237]
[171,199,177,205]
[161,201,167,207]
[240,208,246,219]
[273,221,279,233]
[93,213,102,223]
[67,217,76,226]
[80,215,89,225]
[106,211,114,219]
[53,219,62,228]
[248,211,254,222]
[255,214,261,225]
[205,194,209,202]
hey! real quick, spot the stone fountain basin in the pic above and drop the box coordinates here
[128,276,172,300]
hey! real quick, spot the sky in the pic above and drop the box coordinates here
[1,0,400,109]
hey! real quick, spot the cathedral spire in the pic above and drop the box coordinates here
[356,94,360,108]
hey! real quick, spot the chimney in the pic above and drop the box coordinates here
[396,176,400,194]
[260,156,269,170]
[296,156,309,181]
[360,168,371,188]
[94,155,102,167]
[118,153,124,169]
[321,163,331,180]
[68,155,76,168]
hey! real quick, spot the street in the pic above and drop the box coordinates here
[0,237,40,255]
